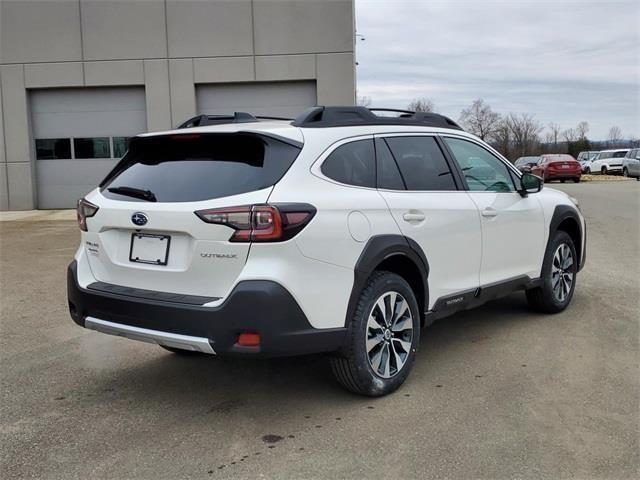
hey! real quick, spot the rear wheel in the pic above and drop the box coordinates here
[331,271,420,396]
[574,177,581,183]
[526,231,577,313]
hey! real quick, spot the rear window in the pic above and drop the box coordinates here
[613,151,628,158]
[100,133,301,202]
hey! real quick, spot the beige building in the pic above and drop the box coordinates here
[0,0,356,210]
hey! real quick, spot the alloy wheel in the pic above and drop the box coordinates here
[365,291,413,378]
[551,243,574,302]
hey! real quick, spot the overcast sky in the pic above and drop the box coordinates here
[355,0,639,140]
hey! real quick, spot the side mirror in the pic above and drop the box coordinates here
[520,172,543,196]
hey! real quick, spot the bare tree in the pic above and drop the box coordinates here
[492,120,512,159]
[505,113,543,157]
[458,99,501,141]
[562,128,577,143]
[548,122,562,148]
[356,95,372,107]
[576,121,589,139]
[407,97,436,113]
[608,125,622,145]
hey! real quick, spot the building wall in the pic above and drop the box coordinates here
[0,0,356,210]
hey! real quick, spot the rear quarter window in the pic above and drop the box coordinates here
[100,133,301,202]
[320,139,376,188]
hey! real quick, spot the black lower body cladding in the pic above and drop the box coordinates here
[67,261,346,357]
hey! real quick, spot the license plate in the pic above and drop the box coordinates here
[561,164,570,169]
[129,233,171,265]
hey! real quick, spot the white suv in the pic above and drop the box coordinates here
[588,149,630,174]
[68,107,586,396]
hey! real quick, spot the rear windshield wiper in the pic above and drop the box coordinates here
[107,186,157,202]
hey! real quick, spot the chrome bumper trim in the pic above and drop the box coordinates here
[85,316,215,354]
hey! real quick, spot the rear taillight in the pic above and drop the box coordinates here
[77,198,99,232]
[195,204,315,242]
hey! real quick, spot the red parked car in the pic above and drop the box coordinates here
[531,154,582,183]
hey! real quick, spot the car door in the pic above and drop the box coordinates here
[375,134,482,309]
[631,149,640,176]
[441,136,546,285]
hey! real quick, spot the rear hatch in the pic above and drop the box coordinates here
[83,130,301,299]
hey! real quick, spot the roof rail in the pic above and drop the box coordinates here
[177,112,258,129]
[291,106,463,130]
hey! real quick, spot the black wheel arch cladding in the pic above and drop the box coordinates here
[345,235,429,327]
[548,205,584,270]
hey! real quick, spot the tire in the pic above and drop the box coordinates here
[330,271,420,396]
[623,167,629,177]
[574,177,581,183]
[526,231,577,314]
[560,179,566,183]
[160,345,203,355]
[585,167,591,174]
[601,166,607,175]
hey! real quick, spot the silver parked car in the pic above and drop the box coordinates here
[622,148,640,180]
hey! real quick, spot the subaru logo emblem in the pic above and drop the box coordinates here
[131,212,148,226]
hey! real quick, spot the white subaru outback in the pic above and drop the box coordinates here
[68,107,586,396]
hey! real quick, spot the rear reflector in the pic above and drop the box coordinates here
[195,203,316,242]
[237,332,260,347]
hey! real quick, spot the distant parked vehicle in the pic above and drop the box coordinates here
[514,156,540,172]
[577,151,599,173]
[588,149,629,175]
[622,148,640,180]
[531,154,582,183]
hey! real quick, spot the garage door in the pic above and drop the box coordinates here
[31,87,146,209]
[196,81,316,119]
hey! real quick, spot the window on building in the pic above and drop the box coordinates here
[112,137,130,158]
[321,139,375,188]
[384,136,457,191]
[35,138,71,160]
[74,137,111,159]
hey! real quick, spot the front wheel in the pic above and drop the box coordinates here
[601,166,608,175]
[526,231,577,313]
[585,167,591,174]
[331,271,420,396]
[623,167,629,177]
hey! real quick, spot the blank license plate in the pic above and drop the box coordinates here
[129,233,171,265]
[561,165,570,169]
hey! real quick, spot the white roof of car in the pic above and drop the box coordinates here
[599,148,629,153]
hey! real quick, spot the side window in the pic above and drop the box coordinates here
[384,136,457,191]
[321,139,375,188]
[443,137,517,192]
[375,138,405,190]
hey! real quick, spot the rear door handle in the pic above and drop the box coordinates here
[481,207,498,218]
[402,212,426,222]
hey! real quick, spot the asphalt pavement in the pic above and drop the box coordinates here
[1,181,638,479]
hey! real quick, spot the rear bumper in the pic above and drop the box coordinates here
[67,261,346,357]
[545,170,581,180]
